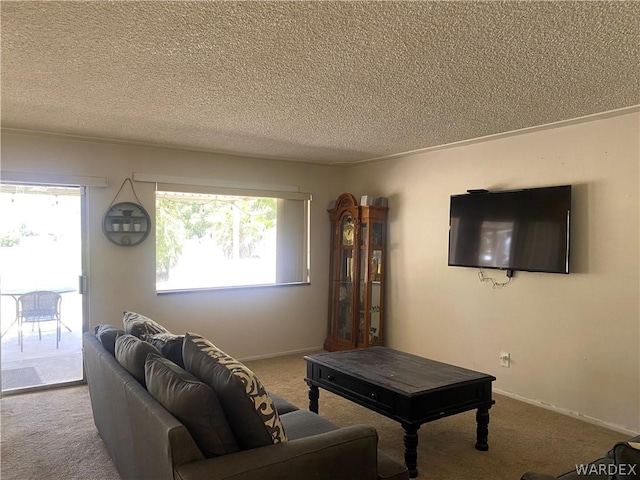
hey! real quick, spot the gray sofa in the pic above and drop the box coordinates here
[83,326,409,480]
[521,436,640,480]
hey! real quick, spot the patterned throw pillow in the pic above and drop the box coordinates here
[122,311,170,341]
[182,333,287,450]
[145,353,239,457]
[114,334,161,386]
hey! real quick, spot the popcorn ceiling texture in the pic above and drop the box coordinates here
[2,1,638,164]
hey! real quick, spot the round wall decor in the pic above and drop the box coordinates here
[102,201,151,247]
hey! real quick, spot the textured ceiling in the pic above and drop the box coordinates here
[2,1,639,165]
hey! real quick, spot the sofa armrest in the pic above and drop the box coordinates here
[174,425,379,480]
[520,473,560,480]
[521,441,640,480]
[613,441,640,479]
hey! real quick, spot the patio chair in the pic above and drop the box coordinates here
[17,291,62,352]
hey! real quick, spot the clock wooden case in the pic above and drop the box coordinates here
[325,193,388,352]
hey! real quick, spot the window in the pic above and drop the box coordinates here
[155,185,310,292]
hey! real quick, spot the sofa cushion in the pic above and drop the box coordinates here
[182,333,287,450]
[145,353,239,457]
[147,332,185,368]
[123,311,170,341]
[270,393,300,415]
[280,410,408,480]
[279,409,337,440]
[114,334,160,386]
[94,324,125,355]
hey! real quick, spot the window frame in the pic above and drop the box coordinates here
[152,180,311,294]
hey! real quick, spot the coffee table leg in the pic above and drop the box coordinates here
[307,383,319,414]
[402,423,420,478]
[475,407,490,451]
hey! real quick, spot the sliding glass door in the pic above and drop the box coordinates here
[0,184,85,393]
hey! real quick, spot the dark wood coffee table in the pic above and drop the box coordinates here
[304,347,496,478]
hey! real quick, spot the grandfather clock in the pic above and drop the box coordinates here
[325,193,388,351]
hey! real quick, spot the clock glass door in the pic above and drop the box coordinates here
[336,215,355,343]
[369,249,383,345]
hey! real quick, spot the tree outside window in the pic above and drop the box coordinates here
[156,192,277,290]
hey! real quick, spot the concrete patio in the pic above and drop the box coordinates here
[1,292,84,392]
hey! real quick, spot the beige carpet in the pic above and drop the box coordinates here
[0,352,629,480]
[1,385,119,480]
[248,354,629,479]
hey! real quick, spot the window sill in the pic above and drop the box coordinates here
[156,281,311,295]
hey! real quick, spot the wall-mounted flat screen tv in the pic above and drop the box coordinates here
[448,185,571,274]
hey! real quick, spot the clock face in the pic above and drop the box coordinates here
[339,286,347,300]
[342,217,354,245]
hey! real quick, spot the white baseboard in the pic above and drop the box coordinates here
[494,388,639,436]
[239,346,324,363]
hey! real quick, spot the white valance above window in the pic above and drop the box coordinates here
[132,173,311,201]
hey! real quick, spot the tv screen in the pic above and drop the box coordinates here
[448,185,571,274]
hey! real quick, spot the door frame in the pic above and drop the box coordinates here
[0,172,107,395]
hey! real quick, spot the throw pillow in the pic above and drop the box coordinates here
[114,334,160,386]
[182,333,287,450]
[147,333,185,368]
[123,311,170,341]
[145,353,239,457]
[94,324,125,355]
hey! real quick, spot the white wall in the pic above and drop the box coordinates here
[0,133,347,359]
[346,111,640,433]
[2,111,638,432]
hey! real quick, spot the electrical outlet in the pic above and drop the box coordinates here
[500,351,510,368]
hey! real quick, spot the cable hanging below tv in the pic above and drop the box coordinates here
[448,185,571,275]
